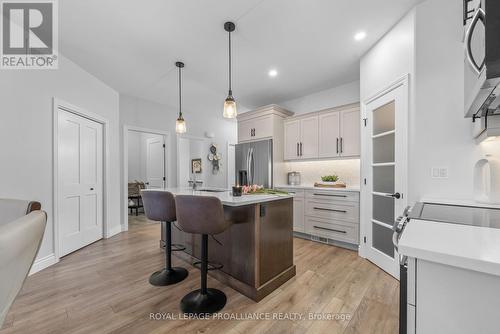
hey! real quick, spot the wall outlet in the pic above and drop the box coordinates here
[431,167,448,179]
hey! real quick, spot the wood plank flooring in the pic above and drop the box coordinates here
[0,215,399,334]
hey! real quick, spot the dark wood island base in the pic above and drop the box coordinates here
[171,197,296,302]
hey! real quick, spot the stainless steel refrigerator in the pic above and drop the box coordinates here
[235,139,273,188]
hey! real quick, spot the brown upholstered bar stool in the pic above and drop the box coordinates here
[175,195,231,314]
[141,190,188,286]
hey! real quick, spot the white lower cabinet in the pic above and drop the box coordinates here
[292,197,305,232]
[277,187,359,246]
[406,257,500,334]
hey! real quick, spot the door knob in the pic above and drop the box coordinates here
[390,192,401,199]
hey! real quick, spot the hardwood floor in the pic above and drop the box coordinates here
[0,215,399,334]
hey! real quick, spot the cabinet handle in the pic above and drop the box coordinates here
[253,128,256,136]
[340,137,343,153]
[313,193,347,197]
[313,207,347,213]
[300,142,303,156]
[313,225,347,234]
[297,142,299,156]
[336,138,339,154]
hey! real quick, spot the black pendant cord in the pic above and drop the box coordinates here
[178,65,182,118]
[228,30,232,95]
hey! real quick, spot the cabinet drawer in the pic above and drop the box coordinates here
[276,188,305,198]
[306,190,359,202]
[305,200,358,222]
[305,217,359,244]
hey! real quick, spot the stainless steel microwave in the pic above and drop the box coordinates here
[464,0,500,118]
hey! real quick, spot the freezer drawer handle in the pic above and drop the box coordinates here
[313,207,347,213]
[313,193,347,197]
[313,225,347,234]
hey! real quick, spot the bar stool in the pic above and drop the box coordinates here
[141,190,188,286]
[175,195,231,314]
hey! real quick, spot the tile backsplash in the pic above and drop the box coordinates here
[284,159,360,187]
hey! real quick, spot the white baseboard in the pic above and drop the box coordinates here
[105,224,123,238]
[29,253,58,276]
[121,224,128,232]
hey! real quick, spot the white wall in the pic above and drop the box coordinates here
[279,80,360,114]
[409,0,500,202]
[360,11,416,101]
[127,131,142,181]
[360,0,500,203]
[0,55,120,263]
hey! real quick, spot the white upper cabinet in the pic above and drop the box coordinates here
[284,116,318,160]
[299,116,319,159]
[284,103,360,160]
[238,115,273,142]
[284,120,301,160]
[339,109,360,157]
[318,111,341,158]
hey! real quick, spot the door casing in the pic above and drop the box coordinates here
[53,98,111,261]
[122,125,171,231]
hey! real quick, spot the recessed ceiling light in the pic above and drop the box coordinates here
[268,69,278,77]
[354,31,366,41]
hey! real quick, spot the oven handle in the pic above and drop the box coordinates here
[392,215,408,252]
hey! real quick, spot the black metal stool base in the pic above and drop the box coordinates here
[149,267,188,286]
[180,288,227,314]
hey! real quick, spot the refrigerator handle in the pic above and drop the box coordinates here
[249,147,255,185]
[246,148,251,185]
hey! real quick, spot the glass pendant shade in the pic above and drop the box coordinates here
[176,115,186,133]
[175,61,186,134]
[223,95,237,119]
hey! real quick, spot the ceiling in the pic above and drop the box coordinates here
[59,0,422,113]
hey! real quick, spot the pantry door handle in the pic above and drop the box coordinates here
[313,226,347,234]
[313,207,347,213]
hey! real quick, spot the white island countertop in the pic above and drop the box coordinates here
[399,219,500,277]
[142,187,293,207]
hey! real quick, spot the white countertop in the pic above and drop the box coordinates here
[142,187,293,207]
[399,218,500,277]
[275,184,360,192]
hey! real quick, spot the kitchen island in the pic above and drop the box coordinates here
[144,188,295,302]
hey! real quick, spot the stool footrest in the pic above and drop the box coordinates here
[192,261,223,271]
[171,244,186,252]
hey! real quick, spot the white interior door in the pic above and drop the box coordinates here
[362,80,408,279]
[146,137,165,188]
[58,109,103,257]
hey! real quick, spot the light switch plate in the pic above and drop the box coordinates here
[431,167,448,179]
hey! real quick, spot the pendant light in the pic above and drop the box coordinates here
[223,21,237,119]
[175,61,187,134]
